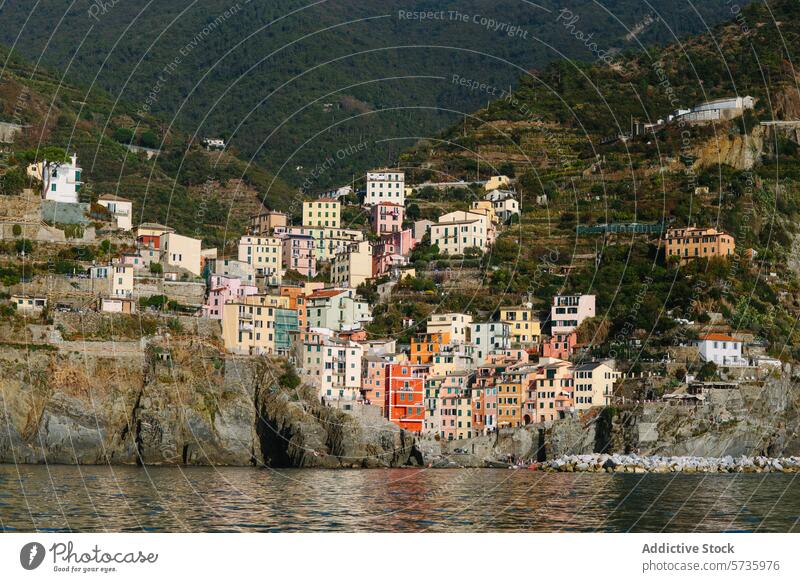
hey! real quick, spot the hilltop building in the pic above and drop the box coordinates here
[97,194,133,230]
[364,169,405,206]
[41,153,82,203]
[664,227,735,264]
[551,295,595,335]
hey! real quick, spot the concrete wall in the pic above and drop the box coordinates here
[132,278,206,306]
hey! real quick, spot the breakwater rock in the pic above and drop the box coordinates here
[539,453,800,473]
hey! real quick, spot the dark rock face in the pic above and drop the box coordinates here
[253,376,416,469]
[0,344,416,468]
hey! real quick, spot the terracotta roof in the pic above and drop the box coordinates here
[698,333,737,342]
[308,289,347,299]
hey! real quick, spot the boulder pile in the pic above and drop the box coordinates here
[538,454,800,474]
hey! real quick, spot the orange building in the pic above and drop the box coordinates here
[664,226,735,264]
[279,283,324,330]
[410,331,451,364]
[386,363,425,433]
[496,364,538,428]
[542,332,578,360]
[525,360,574,424]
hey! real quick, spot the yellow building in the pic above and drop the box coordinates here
[572,361,618,412]
[484,175,511,191]
[161,232,203,276]
[496,365,537,428]
[470,200,499,225]
[664,226,735,264]
[331,240,373,288]
[221,294,297,355]
[499,305,541,347]
[238,236,283,284]
[303,198,341,228]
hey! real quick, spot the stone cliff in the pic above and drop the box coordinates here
[0,342,416,468]
[1,339,797,469]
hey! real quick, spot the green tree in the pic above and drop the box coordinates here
[113,127,135,144]
[139,130,159,149]
[0,168,27,196]
[15,238,34,254]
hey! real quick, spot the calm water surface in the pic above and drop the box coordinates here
[1,465,798,532]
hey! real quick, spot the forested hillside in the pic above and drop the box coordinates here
[0,44,295,249]
[377,0,800,361]
[0,0,753,190]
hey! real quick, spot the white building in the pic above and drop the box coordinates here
[97,194,133,230]
[484,190,520,223]
[427,312,473,344]
[100,297,137,314]
[238,236,283,285]
[468,321,511,365]
[551,294,596,335]
[42,153,82,203]
[208,257,256,286]
[364,169,405,206]
[430,211,488,255]
[305,288,372,332]
[11,295,47,313]
[300,331,364,401]
[694,333,747,366]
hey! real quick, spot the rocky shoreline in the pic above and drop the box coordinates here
[536,453,800,474]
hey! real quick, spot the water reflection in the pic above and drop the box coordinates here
[1,465,798,532]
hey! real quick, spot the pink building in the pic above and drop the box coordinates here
[202,275,258,319]
[542,332,578,359]
[362,356,388,412]
[372,229,414,277]
[370,202,404,235]
[525,360,574,424]
[550,294,596,335]
[281,234,316,277]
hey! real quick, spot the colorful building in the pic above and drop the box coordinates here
[300,330,364,401]
[303,198,341,228]
[526,359,574,424]
[203,274,258,319]
[542,332,578,359]
[281,233,316,277]
[331,240,373,288]
[385,363,424,432]
[238,236,283,284]
[497,364,538,428]
[664,226,735,264]
[305,288,372,332]
[370,202,404,235]
[427,312,472,344]
[411,332,451,365]
[247,209,287,235]
[500,304,541,347]
[551,294,595,336]
[221,294,297,356]
[572,361,618,412]
[161,232,203,276]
